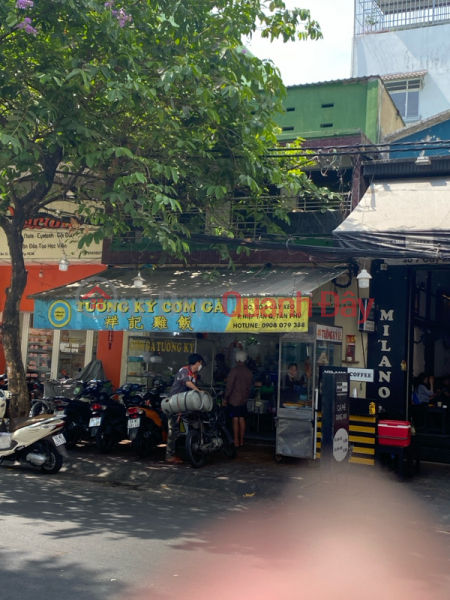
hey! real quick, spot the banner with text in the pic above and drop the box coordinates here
[34,295,310,333]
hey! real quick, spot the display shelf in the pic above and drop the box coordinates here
[27,329,53,379]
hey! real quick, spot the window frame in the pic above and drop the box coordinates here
[384,78,423,120]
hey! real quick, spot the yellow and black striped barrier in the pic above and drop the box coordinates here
[315,411,322,459]
[314,412,376,465]
[349,415,376,466]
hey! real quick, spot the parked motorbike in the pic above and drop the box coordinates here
[1,373,44,402]
[0,390,68,474]
[89,397,129,453]
[126,399,168,458]
[30,379,113,449]
[52,396,93,449]
[81,379,113,402]
[115,382,146,405]
[184,398,236,468]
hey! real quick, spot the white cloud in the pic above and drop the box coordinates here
[246,0,355,86]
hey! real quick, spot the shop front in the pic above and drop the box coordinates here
[0,199,108,381]
[333,177,450,462]
[32,264,376,451]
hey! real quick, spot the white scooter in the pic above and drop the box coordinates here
[0,390,68,474]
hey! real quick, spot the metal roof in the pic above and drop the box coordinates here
[287,76,381,90]
[333,178,450,259]
[30,266,347,300]
[382,108,450,142]
[382,70,427,82]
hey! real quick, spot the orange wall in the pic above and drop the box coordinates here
[96,330,123,389]
[0,264,106,375]
[0,264,106,313]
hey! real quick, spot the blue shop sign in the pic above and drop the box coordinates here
[33,295,310,334]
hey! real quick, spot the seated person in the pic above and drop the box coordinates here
[281,363,306,403]
[414,373,437,404]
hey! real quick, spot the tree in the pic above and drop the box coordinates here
[0,0,322,417]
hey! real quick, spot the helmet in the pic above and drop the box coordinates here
[235,351,248,363]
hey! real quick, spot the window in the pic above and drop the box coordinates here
[385,78,421,119]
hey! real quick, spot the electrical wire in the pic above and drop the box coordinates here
[267,138,450,151]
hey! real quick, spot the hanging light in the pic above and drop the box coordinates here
[39,267,43,278]
[59,256,70,272]
[133,271,144,288]
[357,268,372,289]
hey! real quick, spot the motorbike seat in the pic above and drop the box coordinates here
[9,414,54,433]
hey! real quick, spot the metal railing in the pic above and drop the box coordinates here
[114,193,350,246]
[355,0,450,34]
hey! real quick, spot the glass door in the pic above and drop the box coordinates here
[59,331,87,378]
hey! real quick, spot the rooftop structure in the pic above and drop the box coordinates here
[355,0,450,35]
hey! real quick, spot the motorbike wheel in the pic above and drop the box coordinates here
[41,444,63,474]
[95,427,116,453]
[185,430,205,469]
[64,429,80,450]
[133,435,153,458]
[220,428,237,459]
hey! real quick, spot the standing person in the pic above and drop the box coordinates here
[165,353,204,464]
[223,351,253,448]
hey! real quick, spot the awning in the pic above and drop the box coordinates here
[30,265,346,300]
[31,265,346,333]
[333,178,450,259]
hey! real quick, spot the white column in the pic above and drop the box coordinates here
[51,330,61,379]
[119,331,129,385]
[20,312,31,368]
[85,330,94,366]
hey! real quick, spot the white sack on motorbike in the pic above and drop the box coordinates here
[161,391,213,415]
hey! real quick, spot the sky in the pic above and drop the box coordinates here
[246,0,355,87]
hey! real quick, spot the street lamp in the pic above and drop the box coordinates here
[59,256,70,272]
[357,268,372,289]
[133,271,144,288]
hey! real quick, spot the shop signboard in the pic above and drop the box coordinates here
[0,202,102,263]
[34,295,310,333]
[128,338,196,355]
[320,371,350,464]
[316,325,343,342]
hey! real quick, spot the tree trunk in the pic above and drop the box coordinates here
[2,223,29,418]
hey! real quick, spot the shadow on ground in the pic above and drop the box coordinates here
[0,548,127,600]
[0,466,223,543]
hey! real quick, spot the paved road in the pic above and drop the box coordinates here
[1,458,450,600]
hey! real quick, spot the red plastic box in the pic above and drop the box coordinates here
[378,420,411,447]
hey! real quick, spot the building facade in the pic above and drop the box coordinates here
[352,0,450,122]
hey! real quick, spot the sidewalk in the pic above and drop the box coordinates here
[59,440,450,520]
[60,441,302,498]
